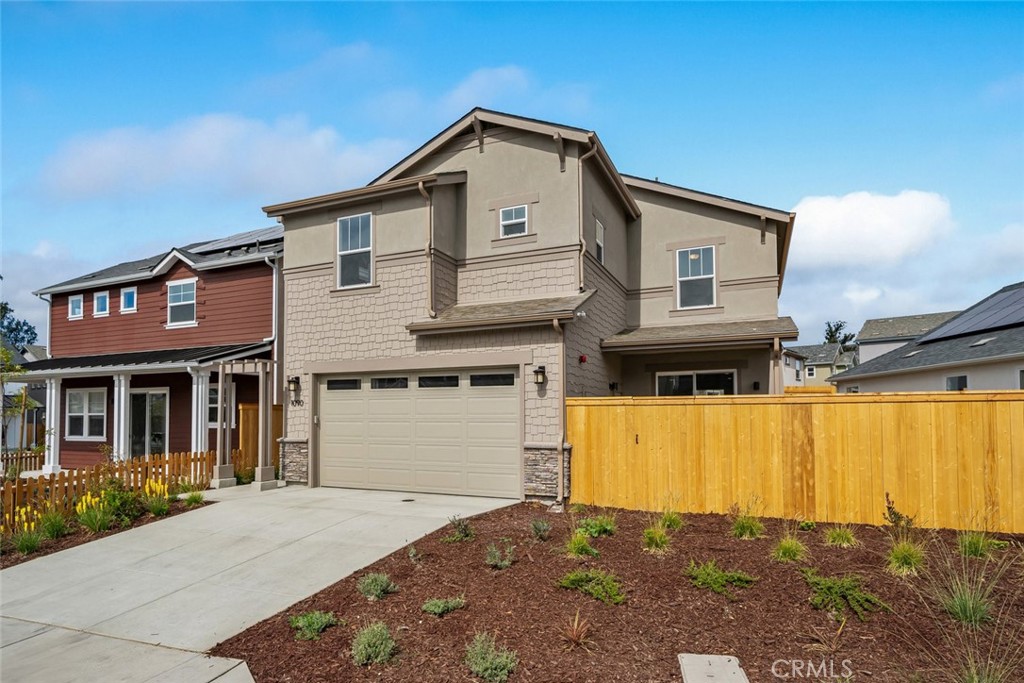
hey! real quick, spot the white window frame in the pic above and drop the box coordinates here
[120,286,137,314]
[166,277,198,328]
[655,370,738,396]
[595,219,605,264]
[93,291,110,317]
[208,382,236,429]
[337,212,373,289]
[68,294,84,320]
[675,245,716,309]
[499,205,528,238]
[66,388,107,441]
[806,366,816,378]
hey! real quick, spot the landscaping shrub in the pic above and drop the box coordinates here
[642,522,670,553]
[485,538,515,570]
[825,524,859,548]
[442,514,474,543]
[421,596,466,616]
[801,568,889,621]
[660,509,684,531]
[686,559,757,599]
[577,514,616,537]
[558,568,625,604]
[289,610,338,640]
[351,622,397,666]
[38,504,70,540]
[76,492,114,533]
[465,632,518,683]
[957,530,1008,559]
[564,530,599,558]
[357,572,397,601]
[883,492,916,532]
[922,540,1014,628]
[728,501,764,540]
[772,533,808,563]
[567,503,588,514]
[798,520,817,532]
[887,538,926,577]
[235,468,255,485]
[560,609,595,652]
[94,478,143,527]
[143,479,170,517]
[407,545,421,564]
[530,518,551,541]
[10,505,42,555]
[184,491,204,507]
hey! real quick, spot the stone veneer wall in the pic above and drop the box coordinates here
[280,439,309,484]
[523,447,571,499]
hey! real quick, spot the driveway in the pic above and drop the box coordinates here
[0,485,513,682]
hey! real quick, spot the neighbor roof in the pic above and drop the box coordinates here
[917,281,1024,344]
[21,345,48,361]
[858,311,961,343]
[602,317,798,351]
[787,343,842,365]
[20,343,270,377]
[407,292,594,334]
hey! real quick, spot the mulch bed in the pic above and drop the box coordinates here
[213,504,1023,683]
[0,498,213,569]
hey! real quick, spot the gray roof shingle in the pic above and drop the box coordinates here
[858,311,961,342]
[407,292,594,333]
[603,317,798,349]
[787,343,841,365]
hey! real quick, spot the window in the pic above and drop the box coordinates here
[338,213,372,288]
[167,279,196,326]
[784,356,791,367]
[208,383,235,428]
[470,373,515,387]
[371,377,408,389]
[656,371,736,396]
[946,375,968,391]
[69,295,84,320]
[846,386,860,394]
[1019,369,1024,390]
[326,379,361,391]
[67,388,106,440]
[796,369,802,381]
[93,291,109,317]
[595,220,605,264]
[676,246,715,308]
[806,366,816,378]
[499,205,527,238]
[121,287,137,313]
[418,375,459,388]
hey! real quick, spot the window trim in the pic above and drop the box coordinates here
[68,294,84,320]
[595,219,605,264]
[499,204,529,239]
[655,369,738,396]
[336,212,374,290]
[806,366,816,378]
[66,387,107,441]
[93,291,110,318]
[675,245,717,310]
[166,277,198,328]
[120,286,138,314]
[208,382,236,429]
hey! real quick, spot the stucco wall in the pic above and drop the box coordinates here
[857,341,907,364]
[833,360,1024,393]
[620,348,772,396]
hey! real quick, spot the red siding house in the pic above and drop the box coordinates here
[22,227,283,471]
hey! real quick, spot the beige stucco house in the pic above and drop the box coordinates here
[268,109,798,502]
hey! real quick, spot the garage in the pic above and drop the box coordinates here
[317,368,521,497]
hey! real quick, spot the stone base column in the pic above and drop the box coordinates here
[279,438,309,485]
[523,445,571,500]
[252,466,277,491]
[210,464,236,489]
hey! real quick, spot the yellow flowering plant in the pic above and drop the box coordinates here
[10,504,43,554]
[142,478,170,517]
[76,491,114,533]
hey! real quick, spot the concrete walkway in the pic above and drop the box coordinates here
[1,485,512,682]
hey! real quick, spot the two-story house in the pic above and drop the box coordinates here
[268,109,797,501]
[855,310,960,364]
[21,227,283,471]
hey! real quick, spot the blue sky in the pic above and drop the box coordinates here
[2,2,1022,344]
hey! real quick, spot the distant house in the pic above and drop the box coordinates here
[782,347,806,386]
[832,281,1024,393]
[2,342,46,451]
[856,311,960,364]
[786,343,847,387]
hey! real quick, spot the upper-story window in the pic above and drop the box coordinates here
[676,246,715,309]
[93,291,110,317]
[121,287,137,314]
[167,279,197,326]
[338,213,372,288]
[595,220,605,264]
[806,366,816,378]
[499,205,528,238]
[68,294,84,320]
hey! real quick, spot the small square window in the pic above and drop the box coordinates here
[499,205,527,238]
[371,377,408,389]
[806,366,816,378]
[69,295,84,320]
[470,373,515,387]
[121,287,137,313]
[945,375,967,391]
[93,291,109,317]
[326,379,361,391]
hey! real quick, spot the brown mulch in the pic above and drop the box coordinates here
[0,498,214,569]
[212,504,1024,683]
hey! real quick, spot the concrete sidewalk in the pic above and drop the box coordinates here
[1,485,512,682]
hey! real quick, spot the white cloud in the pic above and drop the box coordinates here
[842,283,882,307]
[41,114,409,202]
[438,66,532,118]
[789,190,954,269]
[246,42,382,97]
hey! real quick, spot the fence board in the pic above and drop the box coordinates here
[567,392,1024,533]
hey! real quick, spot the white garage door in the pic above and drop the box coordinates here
[318,368,521,498]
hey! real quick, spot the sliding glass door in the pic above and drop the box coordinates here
[130,390,168,457]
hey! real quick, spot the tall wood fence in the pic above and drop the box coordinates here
[236,403,283,473]
[567,392,1024,533]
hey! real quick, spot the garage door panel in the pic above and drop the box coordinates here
[466,422,520,442]
[466,445,519,466]
[366,420,413,439]
[415,469,467,491]
[415,420,466,440]
[466,472,519,497]
[415,397,464,416]
[466,397,517,415]
[366,467,414,488]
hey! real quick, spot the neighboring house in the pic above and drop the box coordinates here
[21,345,49,362]
[856,311,960,363]
[21,227,284,471]
[832,281,1024,393]
[269,108,798,500]
[786,343,845,387]
[781,348,806,387]
[2,341,46,451]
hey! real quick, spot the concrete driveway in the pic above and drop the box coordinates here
[0,485,512,682]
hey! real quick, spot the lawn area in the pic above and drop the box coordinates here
[213,502,1023,683]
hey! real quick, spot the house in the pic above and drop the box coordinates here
[781,347,806,387]
[268,108,798,501]
[856,310,960,363]
[832,281,1024,393]
[2,341,46,452]
[21,227,283,472]
[785,342,847,387]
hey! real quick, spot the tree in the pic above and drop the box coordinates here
[0,301,38,349]
[824,320,855,351]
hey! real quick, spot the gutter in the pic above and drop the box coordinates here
[418,181,436,318]
[407,310,580,334]
[34,293,52,358]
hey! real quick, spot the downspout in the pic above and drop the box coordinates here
[576,135,599,292]
[552,317,566,505]
[262,255,280,403]
[34,293,52,358]
[418,181,436,318]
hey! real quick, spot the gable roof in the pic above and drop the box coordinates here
[787,343,841,365]
[35,226,283,296]
[21,345,48,362]
[858,310,961,343]
[917,281,1024,344]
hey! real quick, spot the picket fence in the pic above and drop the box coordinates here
[1,451,44,474]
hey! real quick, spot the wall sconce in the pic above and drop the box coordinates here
[288,376,302,405]
[533,366,547,385]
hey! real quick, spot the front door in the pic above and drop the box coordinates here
[130,390,169,457]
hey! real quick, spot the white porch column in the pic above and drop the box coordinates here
[189,369,210,453]
[42,378,62,474]
[111,373,131,460]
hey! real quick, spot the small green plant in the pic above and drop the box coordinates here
[422,596,466,616]
[825,524,859,548]
[567,503,588,514]
[798,519,817,532]
[38,505,70,539]
[642,522,670,553]
[922,540,1013,628]
[801,568,889,621]
[485,538,515,570]
[351,622,397,666]
[407,544,421,563]
[772,533,808,563]
[184,491,204,507]
[576,514,616,537]
[957,530,1009,559]
[558,568,625,604]
[93,478,143,527]
[887,538,926,577]
[564,530,599,558]
[660,509,684,531]
[442,514,474,543]
[145,495,170,517]
[289,610,338,640]
[357,572,397,601]
[883,492,916,532]
[728,499,765,540]
[234,468,255,485]
[75,492,114,533]
[465,632,518,683]
[686,559,757,599]
[530,518,551,541]
[560,609,595,652]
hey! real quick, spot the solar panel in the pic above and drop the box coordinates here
[190,226,283,254]
[918,282,1024,343]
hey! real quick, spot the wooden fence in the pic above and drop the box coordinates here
[1,451,44,474]
[567,392,1024,533]
[236,403,283,473]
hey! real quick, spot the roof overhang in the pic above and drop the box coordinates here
[602,331,798,354]
[830,351,1024,384]
[407,309,579,335]
[20,343,271,380]
[263,172,467,218]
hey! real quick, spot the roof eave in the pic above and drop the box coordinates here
[263,172,467,218]
[407,310,577,335]
[602,329,799,352]
[829,350,1024,383]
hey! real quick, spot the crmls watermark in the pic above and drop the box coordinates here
[771,659,854,680]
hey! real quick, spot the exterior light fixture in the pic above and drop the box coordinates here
[533,366,547,385]
[287,375,301,395]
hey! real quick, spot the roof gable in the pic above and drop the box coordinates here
[858,310,961,342]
